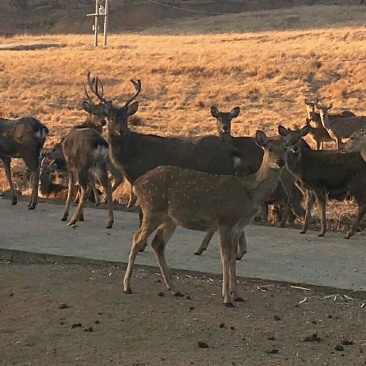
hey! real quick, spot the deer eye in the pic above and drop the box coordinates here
[218,118,222,123]
[268,147,272,152]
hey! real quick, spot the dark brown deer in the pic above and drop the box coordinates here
[0,116,49,209]
[282,125,366,239]
[86,73,248,246]
[123,129,303,307]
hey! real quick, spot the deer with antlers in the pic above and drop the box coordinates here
[0,116,49,209]
[123,127,303,307]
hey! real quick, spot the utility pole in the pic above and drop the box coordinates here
[87,0,109,47]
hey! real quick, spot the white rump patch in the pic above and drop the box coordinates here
[35,128,49,141]
[93,145,109,162]
[233,156,242,168]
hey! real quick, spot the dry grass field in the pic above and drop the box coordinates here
[1,3,366,221]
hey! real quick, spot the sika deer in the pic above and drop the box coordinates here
[282,125,366,239]
[123,129,303,307]
[317,104,366,150]
[0,116,49,209]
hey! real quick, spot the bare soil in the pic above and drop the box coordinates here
[1,260,365,366]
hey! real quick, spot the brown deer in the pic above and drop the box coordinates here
[342,128,366,161]
[282,125,366,239]
[123,128,303,307]
[86,74,249,246]
[61,126,114,228]
[0,116,49,209]
[317,104,366,150]
[304,98,355,150]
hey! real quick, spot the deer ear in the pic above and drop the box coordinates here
[211,106,219,118]
[328,103,333,110]
[301,125,310,137]
[127,101,139,116]
[278,125,288,137]
[82,100,92,113]
[255,130,268,147]
[230,107,240,118]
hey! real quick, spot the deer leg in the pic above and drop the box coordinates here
[219,226,234,307]
[1,157,17,205]
[22,153,41,209]
[151,219,180,296]
[231,229,244,302]
[236,230,247,260]
[315,191,327,237]
[68,183,87,226]
[137,208,148,252]
[194,229,215,255]
[123,218,161,294]
[78,184,92,222]
[345,204,366,239]
[61,171,75,222]
[300,189,314,234]
[95,167,114,229]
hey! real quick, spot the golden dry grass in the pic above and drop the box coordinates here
[1,4,366,223]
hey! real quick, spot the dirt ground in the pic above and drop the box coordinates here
[1,260,365,366]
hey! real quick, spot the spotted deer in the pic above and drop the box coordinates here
[123,128,303,307]
[0,116,49,209]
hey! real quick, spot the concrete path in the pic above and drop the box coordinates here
[0,199,365,291]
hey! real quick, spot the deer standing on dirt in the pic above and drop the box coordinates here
[86,73,249,252]
[317,104,366,150]
[0,116,49,209]
[123,128,303,307]
[282,125,366,239]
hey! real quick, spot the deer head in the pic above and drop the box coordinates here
[86,72,141,136]
[211,106,240,138]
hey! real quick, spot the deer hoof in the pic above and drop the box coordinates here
[224,302,235,308]
[300,230,306,234]
[138,244,147,253]
[194,250,204,256]
[234,296,245,302]
[11,199,17,205]
[67,221,77,226]
[344,232,352,239]
[61,216,67,222]
[174,291,184,297]
[106,222,113,229]
[28,205,36,210]
[124,288,132,294]
[318,233,325,237]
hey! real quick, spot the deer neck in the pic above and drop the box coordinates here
[248,158,282,206]
[321,113,331,130]
[360,147,366,163]
[219,133,232,143]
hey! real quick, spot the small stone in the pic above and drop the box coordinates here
[274,315,281,321]
[341,339,354,346]
[265,348,279,354]
[327,314,333,319]
[71,323,82,329]
[186,295,191,300]
[95,320,100,324]
[198,341,209,349]
[84,327,93,332]
[219,322,225,328]
[311,320,317,324]
[58,303,69,309]
[230,326,235,330]
[189,306,195,311]
[304,333,322,342]
[158,292,164,297]
[268,336,275,341]
[60,321,64,325]
[335,344,344,352]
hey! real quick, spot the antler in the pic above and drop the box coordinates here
[125,79,141,107]
[85,71,111,106]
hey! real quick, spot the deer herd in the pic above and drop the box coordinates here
[1,73,366,307]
